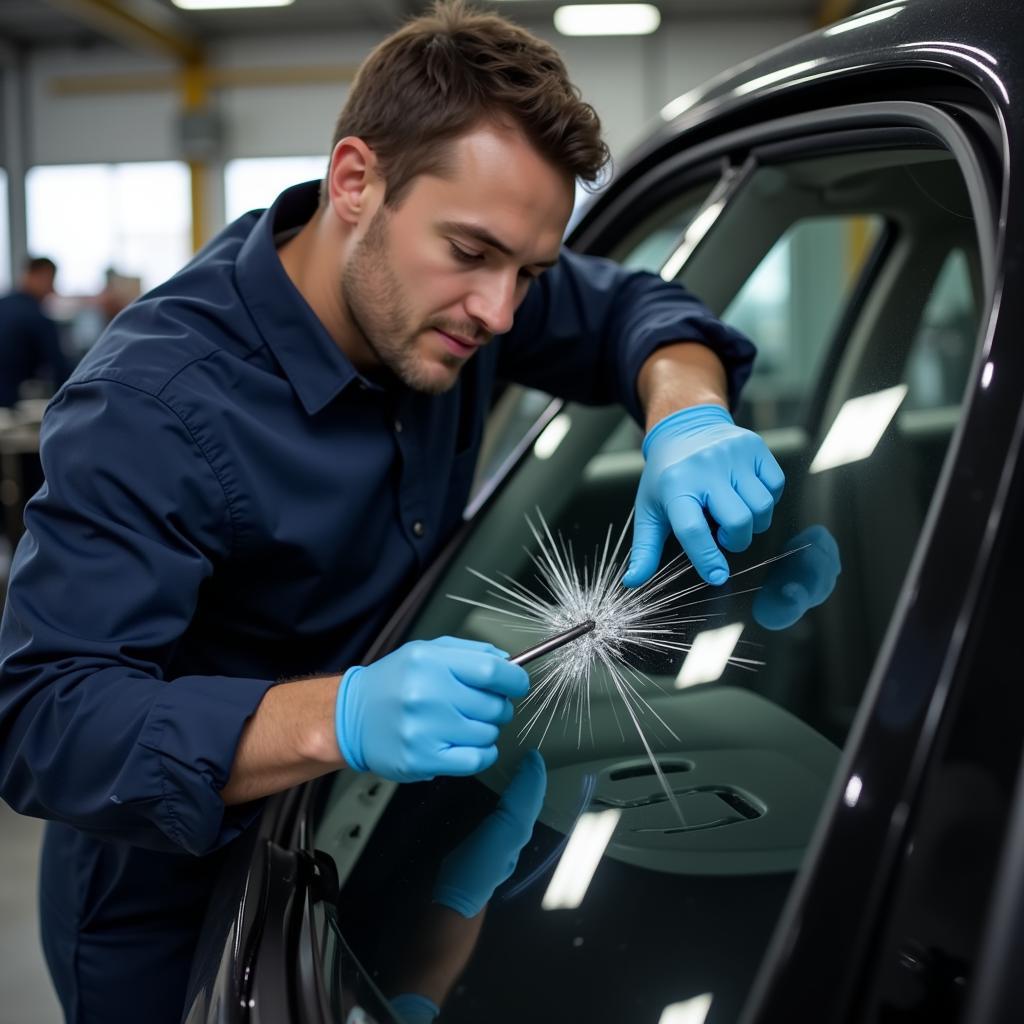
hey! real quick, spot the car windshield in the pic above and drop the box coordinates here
[310,140,983,1024]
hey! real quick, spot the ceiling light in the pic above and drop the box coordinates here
[172,0,294,10]
[554,4,661,37]
[809,385,908,474]
[675,622,744,688]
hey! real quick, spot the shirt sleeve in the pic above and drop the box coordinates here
[495,247,756,421]
[0,377,276,856]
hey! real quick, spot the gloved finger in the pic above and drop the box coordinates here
[733,470,776,535]
[437,744,500,776]
[622,504,670,589]
[429,636,510,658]
[755,448,786,502]
[494,750,547,836]
[449,683,517,726]
[442,715,501,749]
[753,582,806,630]
[794,543,840,605]
[706,483,754,554]
[664,494,729,585]
[445,649,530,699]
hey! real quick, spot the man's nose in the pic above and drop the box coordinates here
[466,273,517,336]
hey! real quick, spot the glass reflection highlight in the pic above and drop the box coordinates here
[533,413,573,460]
[675,622,744,688]
[658,993,713,1024]
[541,808,621,910]
[809,384,908,474]
[844,774,863,808]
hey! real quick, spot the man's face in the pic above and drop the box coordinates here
[341,124,574,394]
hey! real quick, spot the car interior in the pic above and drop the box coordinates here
[306,134,985,1023]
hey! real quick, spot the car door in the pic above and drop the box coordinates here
[272,97,1002,1024]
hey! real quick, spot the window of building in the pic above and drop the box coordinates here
[223,156,326,223]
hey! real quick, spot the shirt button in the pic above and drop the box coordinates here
[394,419,403,434]
[412,520,425,537]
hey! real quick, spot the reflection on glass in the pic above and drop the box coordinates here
[752,525,841,631]
[810,385,908,474]
[658,993,714,1024]
[844,774,863,808]
[541,808,622,910]
[675,623,745,688]
[982,361,994,388]
[533,413,573,460]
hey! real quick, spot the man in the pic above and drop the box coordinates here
[0,256,69,408]
[0,3,784,1022]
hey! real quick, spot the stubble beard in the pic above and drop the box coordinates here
[341,207,463,395]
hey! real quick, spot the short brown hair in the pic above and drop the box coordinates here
[322,0,609,206]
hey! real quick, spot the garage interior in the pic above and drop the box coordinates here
[0,1,878,1021]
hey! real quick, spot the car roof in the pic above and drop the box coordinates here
[637,0,1015,165]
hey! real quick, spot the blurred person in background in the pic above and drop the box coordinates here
[0,256,69,408]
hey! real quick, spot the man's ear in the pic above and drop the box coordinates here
[326,137,379,226]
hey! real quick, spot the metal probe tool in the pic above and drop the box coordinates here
[509,619,595,667]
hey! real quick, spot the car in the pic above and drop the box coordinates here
[181,1,1024,1021]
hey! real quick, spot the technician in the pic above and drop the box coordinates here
[0,4,784,1022]
[0,256,69,408]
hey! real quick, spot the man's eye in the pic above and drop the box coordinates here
[449,242,483,264]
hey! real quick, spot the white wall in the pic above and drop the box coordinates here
[13,14,810,235]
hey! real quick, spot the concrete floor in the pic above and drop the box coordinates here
[0,801,63,1023]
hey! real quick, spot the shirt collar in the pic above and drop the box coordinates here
[235,180,367,416]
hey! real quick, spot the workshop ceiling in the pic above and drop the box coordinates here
[0,0,865,53]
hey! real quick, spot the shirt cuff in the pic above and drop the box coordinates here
[620,314,755,423]
[122,673,278,856]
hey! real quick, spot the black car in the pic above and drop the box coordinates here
[182,2,1024,1021]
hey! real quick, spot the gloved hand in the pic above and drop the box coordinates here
[335,637,529,783]
[432,750,547,918]
[753,525,841,630]
[623,404,785,588]
[390,992,440,1024]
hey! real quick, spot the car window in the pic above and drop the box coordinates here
[310,142,984,1024]
[725,215,884,432]
[470,178,720,497]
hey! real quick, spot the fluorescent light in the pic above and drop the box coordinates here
[533,413,572,460]
[658,994,714,1024]
[541,809,620,910]
[172,0,294,9]
[824,6,903,36]
[554,4,661,37]
[675,622,744,688]
[809,385,908,474]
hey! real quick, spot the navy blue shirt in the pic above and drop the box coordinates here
[0,290,69,407]
[0,181,753,1020]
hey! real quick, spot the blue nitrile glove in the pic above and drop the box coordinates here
[623,404,786,588]
[390,992,440,1024]
[432,750,547,918]
[753,525,841,630]
[335,637,529,783]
